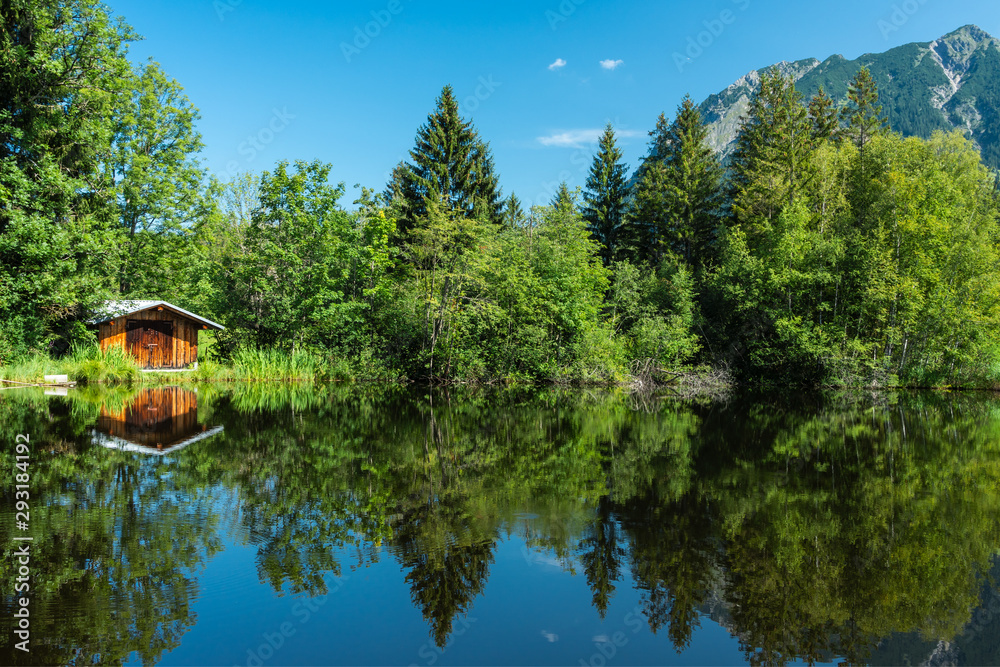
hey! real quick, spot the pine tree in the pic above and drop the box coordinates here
[808,86,839,143]
[660,97,724,271]
[631,112,671,186]
[628,160,668,263]
[389,85,504,234]
[625,113,671,262]
[503,193,525,227]
[841,67,887,157]
[729,68,814,226]
[552,182,577,214]
[630,99,723,270]
[582,123,630,265]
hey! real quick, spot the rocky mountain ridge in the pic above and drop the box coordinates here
[696,25,1000,169]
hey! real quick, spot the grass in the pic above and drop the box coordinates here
[0,345,143,386]
[0,343,387,386]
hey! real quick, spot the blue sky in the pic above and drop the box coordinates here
[106,0,1000,208]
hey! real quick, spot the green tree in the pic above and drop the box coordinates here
[840,67,887,157]
[105,60,209,298]
[552,181,577,214]
[389,85,504,234]
[808,85,839,143]
[216,161,393,354]
[635,96,723,272]
[729,68,814,228]
[503,193,525,227]
[582,123,630,265]
[0,0,135,358]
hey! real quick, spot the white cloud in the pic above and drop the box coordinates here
[599,59,624,70]
[548,58,567,70]
[537,128,642,148]
[537,129,603,148]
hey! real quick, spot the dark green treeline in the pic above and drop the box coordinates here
[1,385,999,664]
[3,1,1000,386]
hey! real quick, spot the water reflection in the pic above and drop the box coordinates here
[91,387,223,455]
[0,385,998,665]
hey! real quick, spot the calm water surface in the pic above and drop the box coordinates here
[1,384,999,666]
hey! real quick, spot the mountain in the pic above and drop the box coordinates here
[696,25,1000,170]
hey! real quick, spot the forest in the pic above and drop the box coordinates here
[4,0,1000,387]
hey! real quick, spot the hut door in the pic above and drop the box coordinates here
[126,320,174,369]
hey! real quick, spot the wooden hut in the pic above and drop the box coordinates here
[92,386,224,456]
[91,300,224,370]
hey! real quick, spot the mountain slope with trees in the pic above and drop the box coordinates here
[698,25,1000,170]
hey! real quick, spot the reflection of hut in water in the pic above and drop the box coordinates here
[91,387,223,456]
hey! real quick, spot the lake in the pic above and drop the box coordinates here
[1,384,999,666]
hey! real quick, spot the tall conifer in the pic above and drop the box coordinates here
[808,86,840,143]
[389,85,503,234]
[630,99,723,270]
[582,123,630,265]
[729,68,813,226]
[841,67,887,158]
[552,182,577,214]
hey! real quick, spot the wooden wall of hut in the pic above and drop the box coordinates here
[96,387,200,449]
[98,308,199,369]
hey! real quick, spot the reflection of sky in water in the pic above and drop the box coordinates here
[153,536,751,667]
[2,386,999,666]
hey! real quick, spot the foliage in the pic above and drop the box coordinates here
[582,124,631,265]
[2,7,999,388]
[629,97,725,272]
[387,85,504,233]
[0,0,135,356]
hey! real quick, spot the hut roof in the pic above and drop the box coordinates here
[90,300,225,330]
[90,425,225,456]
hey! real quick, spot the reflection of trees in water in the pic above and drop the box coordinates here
[0,391,223,665]
[617,492,719,650]
[613,392,1000,665]
[3,387,1000,664]
[578,497,625,618]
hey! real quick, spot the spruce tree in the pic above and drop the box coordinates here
[389,85,504,234]
[582,123,630,265]
[631,112,671,186]
[552,182,577,215]
[628,159,668,263]
[729,68,813,225]
[808,86,839,143]
[503,193,525,227]
[630,99,723,270]
[841,67,887,157]
[660,96,724,271]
